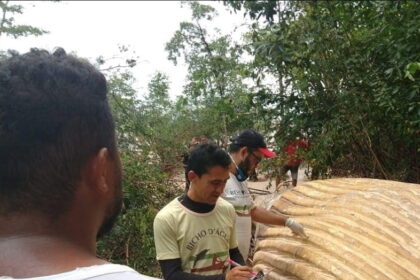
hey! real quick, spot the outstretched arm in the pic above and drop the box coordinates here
[250,206,307,238]
[250,206,287,226]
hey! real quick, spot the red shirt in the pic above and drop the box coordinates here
[284,140,309,166]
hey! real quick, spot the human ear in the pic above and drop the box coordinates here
[89,147,111,194]
[187,170,198,182]
[239,146,249,160]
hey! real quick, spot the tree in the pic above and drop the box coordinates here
[0,1,47,46]
[166,1,257,146]
[224,1,420,182]
[146,72,171,109]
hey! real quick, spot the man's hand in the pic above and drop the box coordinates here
[285,218,308,238]
[226,266,253,280]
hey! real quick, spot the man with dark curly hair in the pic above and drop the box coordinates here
[0,48,157,279]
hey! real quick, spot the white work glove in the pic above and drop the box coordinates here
[285,218,308,238]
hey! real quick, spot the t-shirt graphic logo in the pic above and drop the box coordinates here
[193,249,209,267]
[190,249,228,273]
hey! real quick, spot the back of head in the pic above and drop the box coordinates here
[187,143,231,177]
[0,48,117,217]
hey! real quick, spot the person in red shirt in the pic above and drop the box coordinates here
[276,139,309,187]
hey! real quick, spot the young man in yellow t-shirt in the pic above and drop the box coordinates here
[154,143,253,280]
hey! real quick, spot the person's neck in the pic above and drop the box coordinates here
[183,192,215,213]
[0,214,103,278]
[228,153,239,174]
[0,212,97,256]
[186,188,204,204]
[229,163,237,174]
[0,212,48,236]
[0,235,105,278]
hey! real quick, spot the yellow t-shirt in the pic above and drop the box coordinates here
[153,197,237,276]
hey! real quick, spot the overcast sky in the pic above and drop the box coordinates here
[2,1,248,99]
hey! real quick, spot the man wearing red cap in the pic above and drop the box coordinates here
[221,130,307,260]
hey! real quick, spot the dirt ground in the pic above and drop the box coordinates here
[247,165,309,192]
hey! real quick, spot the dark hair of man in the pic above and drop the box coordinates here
[187,143,231,177]
[0,48,117,217]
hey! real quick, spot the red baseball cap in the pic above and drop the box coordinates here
[258,147,276,158]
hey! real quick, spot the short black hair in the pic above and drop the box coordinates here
[187,143,231,177]
[0,48,117,217]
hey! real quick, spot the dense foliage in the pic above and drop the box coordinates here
[95,71,181,276]
[224,1,420,182]
[166,2,259,147]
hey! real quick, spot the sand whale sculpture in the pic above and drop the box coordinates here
[252,178,419,280]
